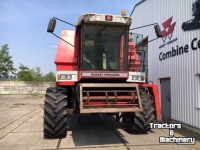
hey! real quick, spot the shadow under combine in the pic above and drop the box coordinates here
[66,114,156,147]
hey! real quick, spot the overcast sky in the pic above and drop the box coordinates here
[0,0,140,74]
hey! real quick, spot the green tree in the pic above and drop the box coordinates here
[43,71,56,82]
[0,44,16,78]
[30,67,43,81]
[17,64,34,81]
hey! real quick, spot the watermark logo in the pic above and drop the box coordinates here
[150,123,196,145]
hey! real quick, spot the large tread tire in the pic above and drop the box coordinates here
[123,90,155,133]
[43,87,68,139]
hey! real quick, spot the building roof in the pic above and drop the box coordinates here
[130,0,146,16]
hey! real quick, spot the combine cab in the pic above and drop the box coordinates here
[44,11,162,138]
[182,0,200,31]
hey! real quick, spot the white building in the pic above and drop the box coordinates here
[130,0,200,130]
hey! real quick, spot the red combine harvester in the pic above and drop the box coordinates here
[44,10,163,138]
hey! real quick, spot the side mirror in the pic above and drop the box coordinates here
[47,18,56,33]
[154,24,162,38]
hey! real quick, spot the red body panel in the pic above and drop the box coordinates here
[55,30,77,67]
[128,34,141,72]
[139,84,162,121]
[56,82,75,86]
[55,30,77,86]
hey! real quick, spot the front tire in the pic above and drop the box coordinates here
[123,89,155,133]
[43,87,68,138]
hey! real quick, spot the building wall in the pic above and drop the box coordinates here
[131,0,200,128]
[0,81,56,94]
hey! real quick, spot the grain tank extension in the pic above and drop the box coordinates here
[44,10,163,138]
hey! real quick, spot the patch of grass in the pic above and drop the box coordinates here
[154,120,200,149]
[174,127,200,140]
[173,127,200,149]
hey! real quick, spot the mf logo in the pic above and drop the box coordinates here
[161,17,176,43]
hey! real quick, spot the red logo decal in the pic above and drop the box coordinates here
[161,17,176,43]
[105,15,112,21]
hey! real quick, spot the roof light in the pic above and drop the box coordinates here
[90,15,95,21]
[121,10,126,16]
[117,17,122,22]
[96,15,101,20]
[82,13,132,25]
[84,15,89,22]
[90,15,101,21]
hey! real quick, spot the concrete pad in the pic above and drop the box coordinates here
[0,100,32,105]
[61,147,127,150]
[9,104,38,109]
[0,110,32,117]
[0,96,44,106]
[67,114,104,121]
[0,145,31,150]
[0,106,9,111]
[0,106,40,122]
[27,114,43,122]
[0,122,10,129]
[0,132,58,150]
[0,113,31,126]
[10,108,40,113]
[0,107,42,139]
[67,119,111,131]
[116,128,169,146]
[12,121,43,132]
[36,110,44,116]
[60,130,124,148]
[9,105,39,110]
[0,115,23,125]
[28,100,44,105]
[129,145,198,150]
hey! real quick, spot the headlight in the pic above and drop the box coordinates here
[132,75,145,81]
[84,15,89,22]
[132,75,137,80]
[96,15,101,20]
[58,74,72,80]
[66,74,72,80]
[60,74,66,80]
[90,15,95,21]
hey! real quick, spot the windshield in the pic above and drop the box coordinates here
[81,23,128,71]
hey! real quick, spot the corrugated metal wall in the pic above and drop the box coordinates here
[131,0,200,129]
